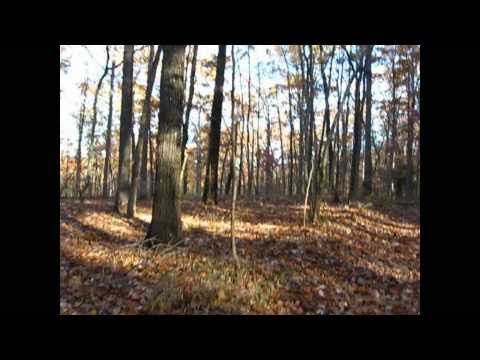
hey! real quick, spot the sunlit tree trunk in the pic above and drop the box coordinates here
[75,80,88,198]
[102,60,115,198]
[128,45,162,217]
[363,45,374,196]
[115,45,134,214]
[87,46,110,197]
[146,45,186,245]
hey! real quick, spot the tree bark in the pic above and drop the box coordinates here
[75,80,88,198]
[363,45,374,196]
[87,46,110,197]
[387,46,398,198]
[202,45,227,204]
[115,45,134,214]
[102,60,115,198]
[127,45,162,217]
[349,47,364,202]
[406,50,416,200]
[146,45,186,245]
[182,45,198,195]
[281,46,295,197]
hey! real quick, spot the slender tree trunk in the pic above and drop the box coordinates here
[276,91,286,195]
[281,46,295,197]
[363,45,373,196]
[255,63,261,197]
[225,45,236,198]
[349,53,363,202]
[88,46,110,197]
[387,47,397,198]
[406,55,416,200]
[231,119,240,266]
[219,146,229,196]
[182,45,198,195]
[75,81,88,198]
[115,45,134,214]
[146,45,186,245]
[202,45,227,204]
[102,61,115,198]
[265,102,272,200]
[127,46,162,217]
[246,47,252,197]
[194,107,203,196]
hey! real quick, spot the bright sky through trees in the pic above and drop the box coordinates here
[60,45,394,156]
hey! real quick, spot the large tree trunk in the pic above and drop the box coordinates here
[115,45,134,214]
[127,46,162,217]
[182,45,198,195]
[363,45,374,196]
[146,45,186,245]
[202,45,226,204]
[102,60,115,198]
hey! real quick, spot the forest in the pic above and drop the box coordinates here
[60,45,420,315]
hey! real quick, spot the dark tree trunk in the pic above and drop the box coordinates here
[146,45,186,245]
[128,45,162,217]
[140,48,163,200]
[363,45,374,196]
[149,129,155,198]
[182,45,198,195]
[115,45,134,214]
[406,54,416,200]
[349,50,364,202]
[202,45,227,204]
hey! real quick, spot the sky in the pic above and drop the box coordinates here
[60,45,400,158]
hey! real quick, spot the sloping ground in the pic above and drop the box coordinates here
[60,198,420,315]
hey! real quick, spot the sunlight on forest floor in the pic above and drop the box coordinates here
[60,198,420,315]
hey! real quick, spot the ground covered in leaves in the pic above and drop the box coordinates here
[60,198,420,315]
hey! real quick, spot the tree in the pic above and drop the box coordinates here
[362,45,374,196]
[181,45,198,195]
[386,45,398,199]
[146,45,186,245]
[87,46,110,197]
[203,45,227,204]
[127,45,162,217]
[346,45,365,202]
[102,60,116,198]
[115,45,134,214]
[75,79,88,198]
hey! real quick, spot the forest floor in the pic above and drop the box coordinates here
[60,197,420,315]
